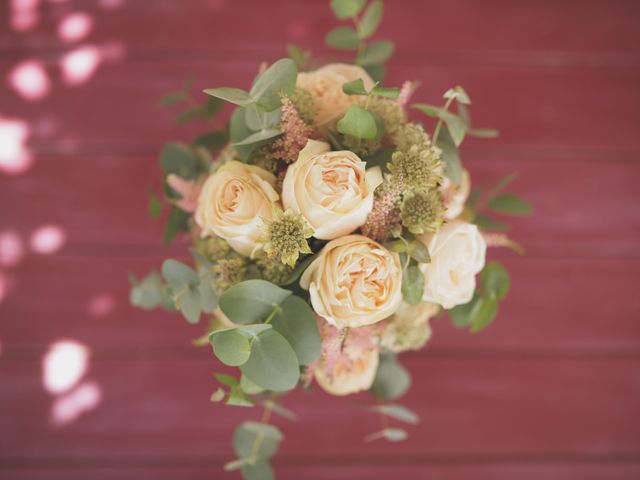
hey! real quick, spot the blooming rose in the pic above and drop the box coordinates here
[195,161,279,256]
[296,63,375,126]
[441,169,471,220]
[313,319,380,396]
[282,140,382,240]
[300,235,402,328]
[380,301,439,353]
[418,221,486,309]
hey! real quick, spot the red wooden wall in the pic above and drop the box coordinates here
[1,0,640,478]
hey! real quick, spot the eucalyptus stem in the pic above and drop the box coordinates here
[248,400,274,462]
[263,305,281,324]
[432,96,455,145]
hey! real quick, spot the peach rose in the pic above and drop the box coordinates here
[195,161,279,256]
[418,221,486,309]
[296,63,375,127]
[300,235,402,328]
[282,140,382,240]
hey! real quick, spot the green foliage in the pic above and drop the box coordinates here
[163,206,191,244]
[473,213,509,231]
[129,272,174,311]
[325,26,361,50]
[286,43,311,69]
[240,329,300,392]
[211,329,252,366]
[159,142,203,180]
[359,0,383,38]
[371,353,411,400]
[337,105,378,139]
[203,87,253,107]
[343,78,369,96]
[270,296,321,366]
[449,261,509,332]
[233,129,282,147]
[401,264,424,305]
[488,194,532,215]
[162,259,201,324]
[480,261,510,300]
[371,85,399,99]
[147,192,162,219]
[233,421,283,460]
[358,40,394,66]
[249,59,298,111]
[369,404,419,424]
[330,0,366,19]
[192,131,228,150]
[219,279,292,324]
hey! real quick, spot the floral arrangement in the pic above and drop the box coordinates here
[130,1,530,478]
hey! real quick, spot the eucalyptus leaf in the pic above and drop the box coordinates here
[371,353,411,400]
[364,63,386,82]
[444,85,471,105]
[229,108,255,160]
[192,131,227,150]
[439,111,467,146]
[473,214,509,231]
[470,296,499,333]
[158,91,185,106]
[210,329,252,366]
[411,103,441,117]
[203,87,253,106]
[488,194,532,215]
[337,105,378,139]
[359,0,383,38]
[249,58,297,111]
[233,421,283,459]
[330,0,366,19]
[159,142,201,179]
[326,26,361,50]
[281,253,318,286]
[129,272,171,310]
[241,460,275,480]
[176,287,201,324]
[162,259,198,290]
[245,106,282,131]
[449,295,477,328]
[365,428,408,442]
[175,106,203,124]
[164,206,190,244]
[214,373,239,387]
[240,329,300,392]
[233,129,282,147]
[468,128,499,138]
[271,296,321,365]
[371,86,399,99]
[408,240,430,263]
[372,404,420,425]
[219,280,291,324]
[480,261,510,300]
[240,374,265,395]
[358,40,394,66]
[226,385,254,407]
[437,126,462,185]
[342,78,368,96]
[401,265,424,305]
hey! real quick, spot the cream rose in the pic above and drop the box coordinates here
[195,161,279,256]
[441,169,471,220]
[296,63,375,126]
[313,319,380,396]
[300,235,402,328]
[282,140,382,240]
[380,301,440,353]
[418,221,486,309]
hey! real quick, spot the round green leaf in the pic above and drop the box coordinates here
[162,259,198,290]
[358,40,394,66]
[325,26,360,50]
[371,353,411,400]
[337,105,378,140]
[359,0,383,38]
[470,296,499,333]
[177,287,201,324]
[330,0,366,19]
[211,329,251,366]
[240,374,265,395]
[249,58,297,111]
[242,460,275,480]
[271,296,321,366]
[219,280,291,324]
[233,421,283,459]
[480,261,510,300]
[240,329,300,392]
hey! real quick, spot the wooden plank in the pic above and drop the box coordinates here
[1,357,639,459]
[2,0,639,60]
[1,256,639,351]
[1,61,640,154]
[3,464,640,480]
[1,154,638,252]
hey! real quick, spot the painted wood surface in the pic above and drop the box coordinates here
[1,0,639,478]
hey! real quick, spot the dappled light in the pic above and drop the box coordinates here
[57,12,94,43]
[7,59,51,102]
[30,225,66,254]
[0,117,33,175]
[60,45,101,86]
[9,0,41,32]
[42,340,89,395]
[87,293,116,317]
[51,380,102,427]
[0,231,25,268]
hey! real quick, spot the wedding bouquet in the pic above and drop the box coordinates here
[130,1,530,478]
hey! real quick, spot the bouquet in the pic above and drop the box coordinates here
[130,1,530,478]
